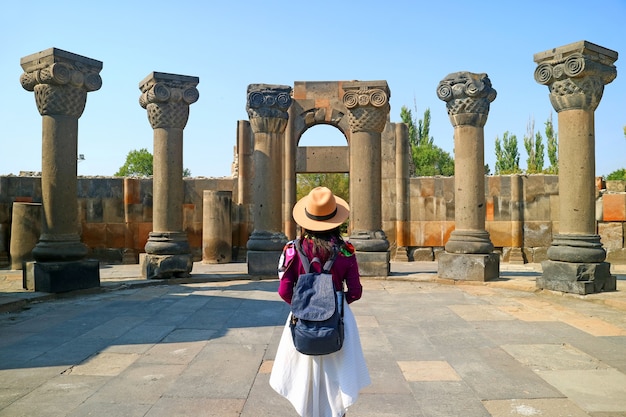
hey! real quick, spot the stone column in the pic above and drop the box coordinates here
[20,48,101,292]
[343,81,390,276]
[245,84,292,276]
[436,72,499,281]
[9,203,41,270]
[138,72,199,279]
[236,120,253,261]
[534,40,618,294]
[202,190,232,264]
[395,123,410,261]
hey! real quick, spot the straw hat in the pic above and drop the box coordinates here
[292,187,350,232]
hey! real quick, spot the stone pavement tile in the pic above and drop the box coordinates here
[538,368,626,413]
[448,304,518,321]
[347,392,427,417]
[111,324,176,345]
[409,380,491,417]
[483,398,590,417]
[136,340,208,365]
[164,343,265,399]
[25,338,110,369]
[86,363,186,404]
[66,352,140,376]
[501,343,611,371]
[0,374,108,417]
[397,360,461,381]
[0,388,27,410]
[66,401,152,417]
[240,372,296,417]
[103,343,158,355]
[445,347,564,400]
[360,354,411,395]
[145,397,246,417]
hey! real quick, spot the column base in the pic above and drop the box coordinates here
[508,247,526,264]
[394,246,409,262]
[539,260,616,295]
[140,253,193,279]
[355,251,390,277]
[437,252,500,281]
[23,259,100,293]
[247,250,282,278]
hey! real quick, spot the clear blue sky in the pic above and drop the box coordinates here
[1,0,625,178]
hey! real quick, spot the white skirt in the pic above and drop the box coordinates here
[270,302,371,417]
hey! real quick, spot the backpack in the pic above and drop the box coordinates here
[289,240,344,356]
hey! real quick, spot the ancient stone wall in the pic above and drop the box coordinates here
[1,174,625,266]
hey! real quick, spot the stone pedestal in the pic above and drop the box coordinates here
[539,260,616,295]
[534,40,618,294]
[246,250,282,277]
[19,48,102,293]
[437,252,500,281]
[23,259,100,293]
[139,72,199,279]
[355,251,390,277]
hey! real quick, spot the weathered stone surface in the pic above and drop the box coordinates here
[354,250,389,277]
[411,247,434,262]
[23,259,100,292]
[140,253,193,279]
[539,260,616,294]
[598,222,623,250]
[246,250,281,278]
[437,252,500,281]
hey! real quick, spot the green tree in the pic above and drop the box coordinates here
[606,169,626,181]
[115,148,191,177]
[400,105,454,176]
[296,173,349,202]
[545,113,558,174]
[495,131,521,174]
[523,118,545,174]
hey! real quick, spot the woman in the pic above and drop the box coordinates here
[270,186,370,417]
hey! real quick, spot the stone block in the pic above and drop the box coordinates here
[523,195,551,221]
[137,222,153,250]
[602,193,626,221]
[486,197,495,221]
[23,259,100,293]
[549,194,560,221]
[598,222,623,250]
[606,248,626,264]
[606,180,626,192]
[437,252,500,281]
[411,247,434,261]
[246,250,281,278]
[81,223,107,247]
[486,221,519,247]
[539,260,616,294]
[140,253,193,279]
[105,223,126,248]
[354,250,389,277]
[523,221,553,247]
[102,198,124,223]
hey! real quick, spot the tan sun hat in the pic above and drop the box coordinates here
[292,186,350,232]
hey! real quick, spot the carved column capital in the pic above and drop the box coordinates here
[342,81,390,133]
[20,48,102,118]
[246,84,292,134]
[139,72,200,129]
[437,72,496,128]
[534,41,617,112]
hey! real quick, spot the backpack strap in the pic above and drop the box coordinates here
[295,239,338,273]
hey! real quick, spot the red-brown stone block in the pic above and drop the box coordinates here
[81,223,107,247]
[603,194,626,221]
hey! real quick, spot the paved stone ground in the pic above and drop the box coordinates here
[1,262,626,416]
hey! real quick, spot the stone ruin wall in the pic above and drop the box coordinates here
[1,174,625,266]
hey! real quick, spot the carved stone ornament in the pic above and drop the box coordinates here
[246,84,292,133]
[534,41,618,112]
[20,48,103,118]
[342,81,390,133]
[139,72,200,129]
[437,72,497,128]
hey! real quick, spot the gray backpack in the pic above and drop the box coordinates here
[289,240,344,355]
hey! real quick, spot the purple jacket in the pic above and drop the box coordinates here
[277,239,363,305]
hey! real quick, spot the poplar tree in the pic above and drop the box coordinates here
[494,132,521,174]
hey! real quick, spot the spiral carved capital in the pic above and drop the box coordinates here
[533,41,617,112]
[20,48,102,117]
[342,82,390,133]
[246,84,292,133]
[139,72,200,129]
[437,72,496,128]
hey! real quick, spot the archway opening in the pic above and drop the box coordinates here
[296,124,350,235]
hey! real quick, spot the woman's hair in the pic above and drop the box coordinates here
[300,226,345,260]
